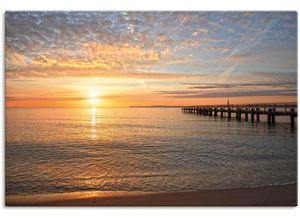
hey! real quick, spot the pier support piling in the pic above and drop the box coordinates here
[267,109,271,123]
[251,108,254,122]
[236,108,241,120]
[291,108,295,128]
[271,109,276,124]
[245,108,248,121]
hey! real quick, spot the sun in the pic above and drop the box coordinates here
[87,89,101,106]
[89,98,97,105]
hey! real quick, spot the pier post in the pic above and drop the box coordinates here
[271,108,276,124]
[251,108,254,122]
[220,108,223,118]
[256,108,260,122]
[236,108,241,120]
[228,108,231,119]
[214,108,217,117]
[291,108,295,128]
[209,108,212,116]
[267,109,271,123]
[245,108,248,121]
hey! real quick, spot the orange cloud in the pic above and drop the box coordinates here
[5,48,27,68]
[191,28,208,36]
[7,42,173,74]
[31,56,57,67]
[80,42,162,66]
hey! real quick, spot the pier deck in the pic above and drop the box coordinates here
[182,103,297,127]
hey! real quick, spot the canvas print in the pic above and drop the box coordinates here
[5,11,297,206]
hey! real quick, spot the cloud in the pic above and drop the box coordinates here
[176,89,296,98]
[191,28,208,36]
[156,78,297,99]
[6,40,196,80]
[156,89,296,98]
[6,93,155,103]
[6,96,85,102]
[6,68,200,80]
[6,12,297,74]
[182,82,296,89]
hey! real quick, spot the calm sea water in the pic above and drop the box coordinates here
[6,108,297,196]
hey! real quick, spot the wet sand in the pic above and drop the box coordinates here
[6,183,297,206]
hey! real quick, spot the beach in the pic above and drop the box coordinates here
[6,183,297,206]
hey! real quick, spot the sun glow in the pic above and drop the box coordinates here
[91,107,97,114]
[87,89,101,107]
[89,98,97,105]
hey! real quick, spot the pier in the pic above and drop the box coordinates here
[182,103,297,128]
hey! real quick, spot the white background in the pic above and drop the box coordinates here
[0,0,299,219]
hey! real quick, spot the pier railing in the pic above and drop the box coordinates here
[182,102,297,128]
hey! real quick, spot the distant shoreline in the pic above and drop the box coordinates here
[6,183,297,206]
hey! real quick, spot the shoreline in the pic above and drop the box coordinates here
[6,183,297,206]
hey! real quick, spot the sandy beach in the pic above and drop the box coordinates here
[6,183,297,206]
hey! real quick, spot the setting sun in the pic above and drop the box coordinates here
[89,98,98,105]
[87,89,101,106]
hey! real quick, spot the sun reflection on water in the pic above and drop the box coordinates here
[90,107,97,139]
[91,107,96,126]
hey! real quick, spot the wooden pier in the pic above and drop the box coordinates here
[182,103,297,128]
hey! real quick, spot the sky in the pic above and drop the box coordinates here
[5,11,297,108]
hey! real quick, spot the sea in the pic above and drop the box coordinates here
[5,107,297,196]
